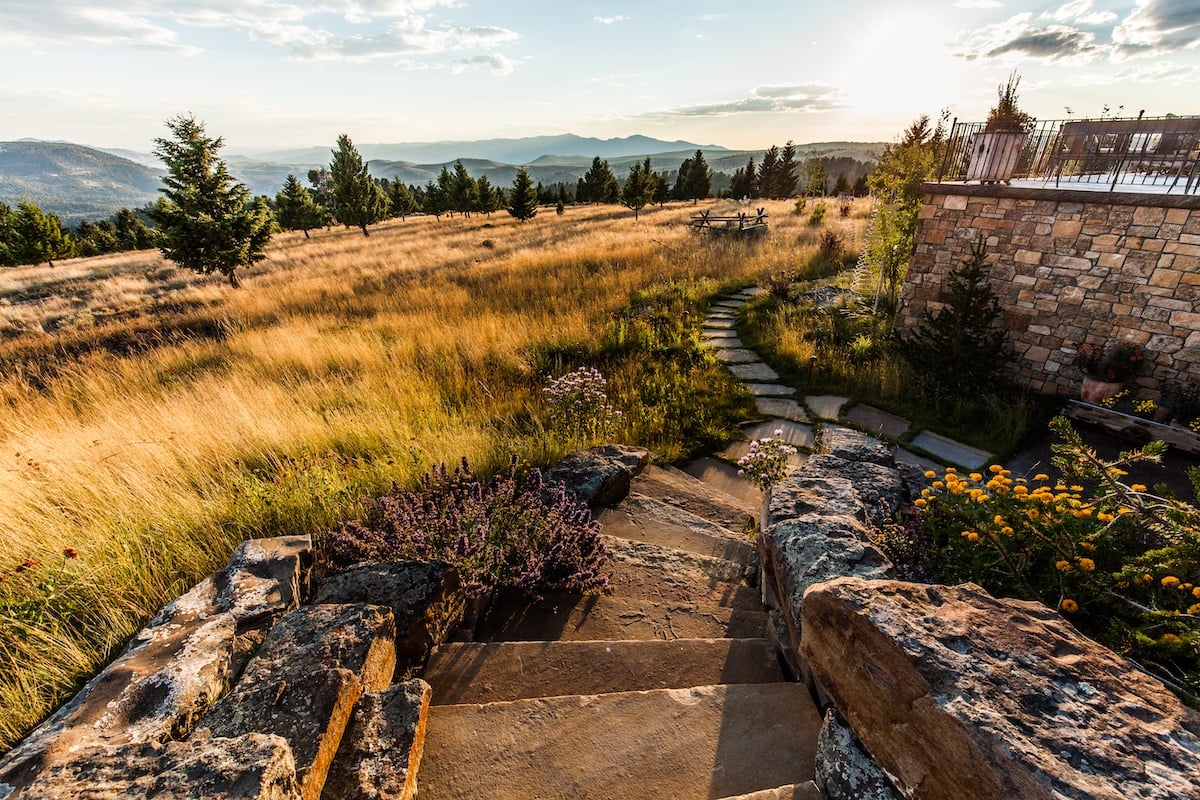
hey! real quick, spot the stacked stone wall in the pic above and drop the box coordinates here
[898,183,1200,397]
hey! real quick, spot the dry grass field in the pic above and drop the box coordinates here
[0,197,866,749]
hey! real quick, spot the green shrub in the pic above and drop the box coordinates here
[807,202,827,226]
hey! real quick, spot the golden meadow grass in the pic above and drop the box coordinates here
[0,198,862,749]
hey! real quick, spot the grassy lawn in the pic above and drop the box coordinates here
[0,198,837,750]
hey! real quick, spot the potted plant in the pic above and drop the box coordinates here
[1076,341,1144,403]
[968,71,1035,184]
[1156,378,1200,424]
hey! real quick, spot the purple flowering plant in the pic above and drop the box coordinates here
[736,429,798,491]
[543,366,622,444]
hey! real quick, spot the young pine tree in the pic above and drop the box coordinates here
[275,174,328,238]
[621,157,655,219]
[507,167,539,222]
[899,237,1009,395]
[329,133,389,236]
[150,114,271,287]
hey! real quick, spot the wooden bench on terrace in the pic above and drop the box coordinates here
[1052,117,1200,192]
[689,208,769,237]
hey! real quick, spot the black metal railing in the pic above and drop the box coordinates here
[936,115,1200,194]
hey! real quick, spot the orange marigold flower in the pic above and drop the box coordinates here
[1078,558,1095,572]
[1060,599,1079,613]
[989,464,1003,473]
[1189,603,1200,615]
[1161,633,1181,643]
[1131,484,1147,492]
[993,515,1005,526]
[1000,526,1014,535]
[924,470,936,479]
[1034,473,1049,482]
[1026,509,1040,520]
[1162,576,1181,588]
[970,472,983,482]
[1079,542,1096,551]
[1056,560,1071,572]
[967,532,980,543]
[1193,586,1200,598]
[914,498,927,508]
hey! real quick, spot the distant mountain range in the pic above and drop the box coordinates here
[1,136,886,224]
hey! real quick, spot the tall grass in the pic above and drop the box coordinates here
[0,199,821,749]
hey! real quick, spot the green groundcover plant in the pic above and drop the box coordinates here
[874,417,1200,704]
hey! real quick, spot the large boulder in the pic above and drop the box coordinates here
[0,536,312,795]
[316,561,465,673]
[801,578,1200,800]
[9,733,301,800]
[818,426,894,466]
[200,604,397,800]
[545,444,650,508]
[323,680,432,800]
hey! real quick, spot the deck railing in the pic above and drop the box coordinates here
[935,115,1200,194]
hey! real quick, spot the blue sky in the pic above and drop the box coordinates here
[0,0,1198,153]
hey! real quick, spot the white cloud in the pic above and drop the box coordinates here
[1040,0,1117,25]
[953,0,1001,8]
[451,52,514,76]
[1067,61,1200,85]
[1112,0,1200,60]
[952,12,1106,63]
[642,84,845,119]
[594,15,628,25]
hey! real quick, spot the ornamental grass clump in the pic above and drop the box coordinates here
[736,430,798,491]
[875,416,1200,703]
[324,456,610,599]
[543,366,621,444]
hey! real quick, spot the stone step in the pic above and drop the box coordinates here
[715,782,823,800]
[598,495,756,566]
[425,638,785,705]
[474,589,769,642]
[681,456,765,508]
[633,464,758,522]
[603,536,760,610]
[419,683,822,800]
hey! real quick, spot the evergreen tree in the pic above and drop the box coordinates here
[507,167,539,222]
[653,170,670,206]
[384,178,416,219]
[853,174,870,196]
[275,174,328,238]
[621,157,656,219]
[777,141,799,197]
[114,208,155,250]
[436,166,455,216]
[423,179,446,219]
[475,175,498,215]
[899,237,1009,395]
[2,200,76,266]
[673,150,711,204]
[149,114,270,287]
[75,218,119,256]
[329,133,389,236]
[307,168,333,209]
[578,157,619,203]
[729,156,757,199]
[833,172,852,196]
[450,160,479,217]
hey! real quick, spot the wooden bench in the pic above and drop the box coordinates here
[1053,117,1200,191]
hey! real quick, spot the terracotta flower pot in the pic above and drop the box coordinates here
[1080,377,1124,404]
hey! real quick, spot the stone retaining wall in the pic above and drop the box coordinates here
[897,183,1200,397]
[758,427,1200,800]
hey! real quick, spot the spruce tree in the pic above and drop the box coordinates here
[684,150,711,203]
[621,157,655,219]
[329,133,389,236]
[475,175,498,215]
[275,174,328,238]
[3,200,76,266]
[114,208,155,250]
[899,237,1009,395]
[777,141,799,197]
[507,167,539,222]
[451,160,479,217]
[757,146,781,198]
[579,157,619,204]
[384,178,416,219]
[149,114,271,287]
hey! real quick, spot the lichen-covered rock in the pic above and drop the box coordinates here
[764,515,892,620]
[814,709,901,800]
[546,444,650,508]
[818,426,894,466]
[769,456,905,530]
[0,536,312,796]
[8,733,301,800]
[316,561,464,672]
[801,578,1200,800]
[200,604,396,800]
[324,680,432,800]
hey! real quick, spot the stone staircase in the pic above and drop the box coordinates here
[419,463,825,800]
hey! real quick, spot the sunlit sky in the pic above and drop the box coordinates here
[1,0,1198,154]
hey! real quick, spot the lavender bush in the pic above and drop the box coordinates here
[326,455,610,598]
[543,366,621,444]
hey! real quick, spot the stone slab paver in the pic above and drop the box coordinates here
[702,330,741,342]
[681,457,764,507]
[743,421,815,449]
[714,348,761,364]
[805,395,849,420]
[844,404,910,439]
[728,362,780,382]
[744,383,794,397]
[754,397,809,421]
[713,302,743,311]
[707,311,736,321]
[909,431,992,470]
[705,319,736,330]
[894,448,943,472]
